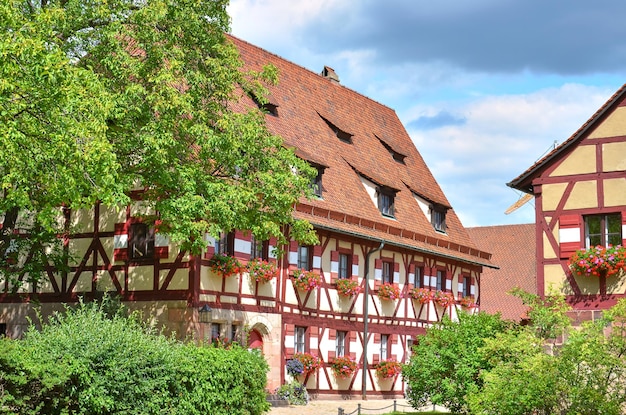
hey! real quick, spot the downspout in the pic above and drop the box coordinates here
[361,240,385,400]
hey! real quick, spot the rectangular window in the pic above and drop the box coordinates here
[382,261,393,284]
[380,334,389,360]
[585,214,622,248]
[129,222,155,259]
[211,323,221,340]
[250,236,268,260]
[436,270,444,291]
[431,207,447,233]
[311,168,323,197]
[338,253,351,279]
[413,266,423,287]
[462,276,471,297]
[231,324,241,343]
[295,326,306,353]
[298,246,311,270]
[378,190,395,217]
[217,232,235,255]
[336,331,347,357]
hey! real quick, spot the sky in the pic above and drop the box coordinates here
[227,0,626,227]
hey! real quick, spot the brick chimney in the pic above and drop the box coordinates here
[321,66,340,83]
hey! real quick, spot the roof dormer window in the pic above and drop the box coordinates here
[311,166,324,198]
[319,114,353,144]
[378,187,396,218]
[375,134,406,164]
[250,93,278,116]
[430,205,447,233]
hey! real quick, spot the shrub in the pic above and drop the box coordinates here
[331,355,358,379]
[336,278,361,297]
[274,381,309,405]
[0,299,269,415]
[291,269,321,291]
[377,282,401,300]
[375,359,403,379]
[247,258,278,283]
[208,254,244,278]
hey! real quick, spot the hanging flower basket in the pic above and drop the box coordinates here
[293,352,322,375]
[569,245,626,278]
[247,258,279,283]
[291,269,322,291]
[460,296,475,308]
[331,355,358,379]
[336,278,361,297]
[433,290,455,308]
[377,283,401,301]
[208,254,243,278]
[375,359,402,379]
[408,287,433,304]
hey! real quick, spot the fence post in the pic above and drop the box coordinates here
[393,400,397,412]
[357,403,361,415]
[338,408,344,415]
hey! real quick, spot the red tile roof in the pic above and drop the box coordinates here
[230,35,492,267]
[509,84,626,192]
[467,224,536,321]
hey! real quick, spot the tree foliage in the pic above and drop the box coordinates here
[402,311,510,414]
[0,299,270,414]
[0,0,317,287]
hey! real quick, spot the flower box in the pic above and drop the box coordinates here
[247,258,278,283]
[459,296,475,308]
[291,269,322,291]
[292,352,322,375]
[377,282,401,301]
[408,287,433,304]
[433,290,455,308]
[336,278,361,297]
[208,254,243,278]
[569,245,626,278]
[375,359,402,379]
[331,355,358,379]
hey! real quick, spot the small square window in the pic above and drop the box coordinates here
[413,266,423,288]
[584,214,622,248]
[462,276,471,297]
[295,326,306,353]
[431,207,447,233]
[217,232,235,256]
[336,331,347,357]
[380,334,389,360]
[435,270,445,291]
[129,222,155,259]
[382,261,393,284]
[250,236,268,260]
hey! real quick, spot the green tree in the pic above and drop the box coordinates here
[0,0,317,288]
[402,311,510,414]
[0,299,270,414]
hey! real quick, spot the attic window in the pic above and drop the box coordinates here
[375,135,406,164]
[319,114,353,144]
[430,205,447,233]
[250,93,278,116]
[311,165,324,198]
[378,187,396,218]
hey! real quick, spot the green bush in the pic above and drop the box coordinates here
[0,300,269,415]
[274,381,309,405]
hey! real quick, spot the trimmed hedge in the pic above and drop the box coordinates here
[0,300,269,415]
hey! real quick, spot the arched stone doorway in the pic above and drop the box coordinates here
[248,328,264,349]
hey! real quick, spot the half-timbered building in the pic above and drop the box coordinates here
[508,84,626,322]
[1,35,493,397]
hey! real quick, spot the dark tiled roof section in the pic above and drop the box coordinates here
[467,224,536,321]
[508,84,626,192]
[229,35,491,265]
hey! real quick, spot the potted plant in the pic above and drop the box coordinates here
[569,245,626,278]
[208,253,243,278]
[460,296,475,308]
[247,258,278,283]
[291,269,322,291]
[408,287,433,304]
[377,282,401,301]
[336,278,361,297]
[375,359,402,379]
[292,352,322,375]
[330,355,358,379]
[433,290,455,308]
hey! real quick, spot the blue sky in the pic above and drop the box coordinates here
[228,0,626,227]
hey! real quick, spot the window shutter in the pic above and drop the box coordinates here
[393,262,400,284]
[559,215,581,259]
[330,251,339,283]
